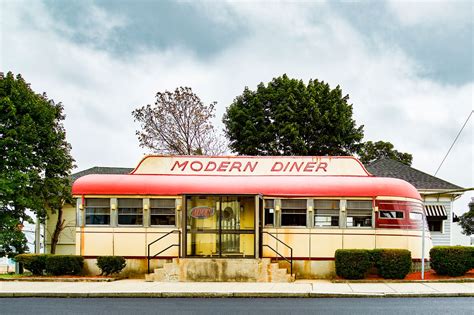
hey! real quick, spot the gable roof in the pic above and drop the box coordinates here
[365,158,462,191]
[71,167,133,182]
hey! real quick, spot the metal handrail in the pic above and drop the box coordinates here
[147,230,181,273]
[262,231,294,277]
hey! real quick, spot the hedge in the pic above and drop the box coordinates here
[335,249,372,279]
[430,246,472,276]
[45,255,84,276]
[97,256,127,276]
[376,249,412,279]
[14,254,49,276]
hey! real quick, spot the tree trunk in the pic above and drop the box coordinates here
[50,208,65,254]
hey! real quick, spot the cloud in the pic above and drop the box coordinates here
[1,0,472,211]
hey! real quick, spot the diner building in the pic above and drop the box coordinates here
[45,155,447,280]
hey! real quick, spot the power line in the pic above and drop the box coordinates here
[434,110,473,176]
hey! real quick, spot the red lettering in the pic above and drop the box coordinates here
[316,162,328,172]
[190,161,203,171]
[271,162,283,172]
[282,162,290,172]
[243,161,258,172]
[217,161,230,172]
[229,161,242,172]
[171,160,188,171]
[289,162,304,172]
[303,162,316,172]
[204,161,217,171]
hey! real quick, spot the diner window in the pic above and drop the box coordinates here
[346,200,372,228]
[379,211,404,219]
[150,199,176,226]
[85,198,110,225]
[428,219,443,232]
[409,212,423,221]
[281,199,307,227]
[118,198,143,225]
[264,199,275,226]
[314,200,340,227]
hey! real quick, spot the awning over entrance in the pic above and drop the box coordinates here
[424,205,448,220]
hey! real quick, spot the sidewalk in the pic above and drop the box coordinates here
[1,279,473,298]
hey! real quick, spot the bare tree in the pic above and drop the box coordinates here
[132,87,227,155]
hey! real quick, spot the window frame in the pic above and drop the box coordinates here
[117,198,144,226]
[280,199,308,228]
[345,200,373,229]
[313,199,340,228]
[85,198,111,226]
[150,198,176,227]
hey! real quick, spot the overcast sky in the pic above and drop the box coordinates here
[1,0,473,216]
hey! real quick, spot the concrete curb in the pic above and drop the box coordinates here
[1,292,473,298]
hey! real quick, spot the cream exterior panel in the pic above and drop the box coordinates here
[276,229,310,257]
[262,228,279,257]
[343,229,375,249]
[147,231,180,257]
[310,230,343,257]
[375,233,409,250]
[83,232,114,256]
[113,233,146,256]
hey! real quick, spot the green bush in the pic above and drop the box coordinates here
[14,254,49,275]
[430,246,471,276]
[335,249,372,279]
[96,256,126,276]
[375,249,412,279]
[45,255,84,276]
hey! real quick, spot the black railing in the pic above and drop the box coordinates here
[262,231,294,277]
[147,230,181,273]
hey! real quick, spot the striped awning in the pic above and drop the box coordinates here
[424,205,448,220]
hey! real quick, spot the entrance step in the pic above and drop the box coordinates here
[145,258,294,282]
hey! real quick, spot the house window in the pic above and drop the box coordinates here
[281,199,307,227]
[346,200,372,228]
[314,200,340,227]
[264,199,275,226]
[150,199,176,226]
[85,198,110,225]
[427,219,443,232]
[379,211,404,219]
[118,198,143,225]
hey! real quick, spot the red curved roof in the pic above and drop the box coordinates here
[72,174,421,200]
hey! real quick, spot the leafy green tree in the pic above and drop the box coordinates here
[0,72,74,257]
[358,140,413,166]
[458,200,473,236]
[223,74,364,156]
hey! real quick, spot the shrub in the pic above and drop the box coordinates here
[96,256,126,276]
[45,255,84,276]
[430,246,471,276]
[14,254,49,275]
[375,249,412,279]
[335,249,372,279]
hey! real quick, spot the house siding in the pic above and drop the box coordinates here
[424,200,452,246]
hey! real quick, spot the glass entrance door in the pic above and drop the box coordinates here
[185,195,255,258]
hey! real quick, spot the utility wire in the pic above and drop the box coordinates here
[434,110,473,176]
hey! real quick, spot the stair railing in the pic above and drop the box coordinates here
[262,231,294,277]
[147,229,181,273]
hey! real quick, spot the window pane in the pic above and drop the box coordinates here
[379,211,404,219]
[314,200,339,209]
[281,199,306,209]
[85,198,110,207]
[150,199,175,208]
[347,200,372,209]
[86,214,110,225]
[118,198,142,208]
[118,215,143,225]
[410,212,423,221]
[151,215,175,226]
[281,213,306,226]
[347,209,372,227]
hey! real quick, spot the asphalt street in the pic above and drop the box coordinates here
[0,297,472,315]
